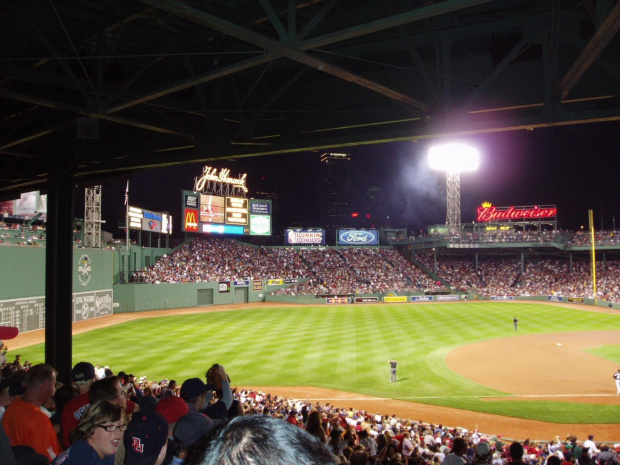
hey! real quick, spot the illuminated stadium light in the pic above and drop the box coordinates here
[428,143,480,233]
[428,143,479,172]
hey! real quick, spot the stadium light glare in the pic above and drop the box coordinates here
[428,143,479,172]
[427,143,480,232]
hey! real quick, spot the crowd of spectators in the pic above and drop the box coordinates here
[129,237,620,303]
[2,350,618,465]
[0,223,46,246]
[131,238,314,284]
[566,231,620,247]
[130,238,442,294]
[416,253,620,303]
[429,230,565,245]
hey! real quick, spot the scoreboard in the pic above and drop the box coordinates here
[182,190,271,236]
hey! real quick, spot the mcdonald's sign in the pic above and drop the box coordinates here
[184,208,199,232]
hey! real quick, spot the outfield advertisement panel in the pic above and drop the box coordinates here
[384,296,408,303]
[250,214,271,235]
[285,228,325,245]
[411,296,433,302]
[337,229,378,246]
[128,206,172,234]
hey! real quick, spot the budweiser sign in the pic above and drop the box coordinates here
[476,202,557,222]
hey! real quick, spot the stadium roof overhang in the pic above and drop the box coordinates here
[1,0,619,198]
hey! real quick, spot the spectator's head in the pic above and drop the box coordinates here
[350,450,369,465]
[155,395,189,435]
[71,400,128,457]
[510,442,524,461]
[475,441,492,462]
[547,457,562,465]
[190,414,336,465]
[125,411,169,465]
[174,412,214,452]
[89,375,127,410]
[24,363,57,407]
[72,361,96,394]
[453,437,468,456]
[180,378,212,409]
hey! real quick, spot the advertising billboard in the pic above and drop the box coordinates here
[128,206,172,234]
[0,191,47,221]
[285,228,325,245]
[337,229,378,246]
[249,215,271,235]
[182,190,272,236]
[476,202,557,223]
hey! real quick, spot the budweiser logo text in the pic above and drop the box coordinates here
[476,204,557,222]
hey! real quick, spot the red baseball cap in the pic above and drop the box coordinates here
[0,326,19,340]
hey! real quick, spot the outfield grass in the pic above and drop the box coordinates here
[16,302,620,424]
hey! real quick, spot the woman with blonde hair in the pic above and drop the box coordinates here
[52,400,128,465]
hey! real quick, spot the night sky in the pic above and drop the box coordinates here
[90,120,620,242]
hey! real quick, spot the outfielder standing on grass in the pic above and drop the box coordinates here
[388,360,398,383]
[613,369,620,395]
[513,316,518,331]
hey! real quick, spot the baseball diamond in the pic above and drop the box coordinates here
[10,301,620,442]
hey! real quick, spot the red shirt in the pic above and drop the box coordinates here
[61,392,90,448]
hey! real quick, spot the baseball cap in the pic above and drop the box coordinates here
[173,412,214,449]
[71,362,96,382]
[476,441,491,457]
[124,411,169,465]
[180,378,211,400]
[0,326,19,341]
[155,395,189,424]
[137,395,159,413]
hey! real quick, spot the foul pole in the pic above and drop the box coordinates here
[589,210,596,305]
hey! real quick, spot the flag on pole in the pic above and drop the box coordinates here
[124,181,129,205]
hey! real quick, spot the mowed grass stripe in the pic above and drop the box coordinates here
[15,302,620,424]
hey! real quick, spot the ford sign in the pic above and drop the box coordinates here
[338,230,378,246]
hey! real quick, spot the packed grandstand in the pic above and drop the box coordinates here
[126,234,620,304]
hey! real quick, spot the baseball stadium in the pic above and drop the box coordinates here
[2,1,620,462]
[2,186,620,446]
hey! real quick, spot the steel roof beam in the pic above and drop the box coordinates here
[558,0,620,99]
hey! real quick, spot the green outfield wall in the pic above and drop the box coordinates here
[113,280,271,312]
[0,246,113,299]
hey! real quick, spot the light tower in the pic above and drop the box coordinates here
[428,143,479,233]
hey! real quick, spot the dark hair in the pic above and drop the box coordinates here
[509,441,524,460]
[189,415,335,465]
[453,438,468,455]
[89,376,122,403]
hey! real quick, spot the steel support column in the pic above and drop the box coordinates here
[45,169,74,384]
